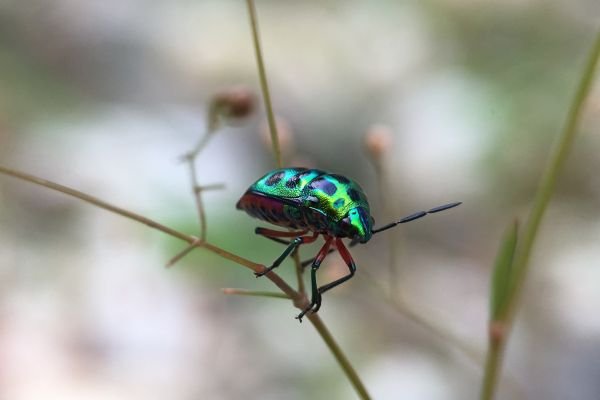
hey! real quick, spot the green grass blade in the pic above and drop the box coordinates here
[490,220,519,321]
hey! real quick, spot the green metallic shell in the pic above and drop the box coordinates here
[302,174,369,221]
[249,168,370,221]
[246,168,373,242]
[250,168,323,200]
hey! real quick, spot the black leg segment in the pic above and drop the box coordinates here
[255,231,318,277]
[295,236,334,322]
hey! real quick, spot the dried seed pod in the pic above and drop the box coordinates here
[208,86,256,131]
[364,124,394,160]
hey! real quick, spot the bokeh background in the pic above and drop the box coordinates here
[1,1,599,399]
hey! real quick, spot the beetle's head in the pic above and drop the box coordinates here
[345,206,373,243]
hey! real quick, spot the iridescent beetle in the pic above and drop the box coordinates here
[237,167,460,321]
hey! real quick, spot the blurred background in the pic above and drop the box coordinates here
[1,0,599,399]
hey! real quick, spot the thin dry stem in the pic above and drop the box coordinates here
[361,269,483,365]
[393,295,483,364]
[246,0,282,168]
[221,288,290,299]
[292,248,306,295]
[371,156,403,301]
[307,313,372,400]
[0,163,373,398]
[366,141,484,367]
[187,158,208,241]
[196,183,226,192]
[166,238,202,268]
[0,165,297,298]
[185,133,211,161]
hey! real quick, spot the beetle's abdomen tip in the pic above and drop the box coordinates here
[236,192,251,210]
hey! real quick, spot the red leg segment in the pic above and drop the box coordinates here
[316,238,356,296]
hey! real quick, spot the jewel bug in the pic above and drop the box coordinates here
[237,167,460,321]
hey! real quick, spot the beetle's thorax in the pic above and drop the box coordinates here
[345,206,373,243]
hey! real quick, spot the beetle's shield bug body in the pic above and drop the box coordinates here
[237,167,460,321]
[237,168,374,242]
[237,167,375,321]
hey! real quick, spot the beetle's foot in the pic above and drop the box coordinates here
[311,301,322,313]
[254,265,275,277]
[295,306,313,323]
[295,300,320,323]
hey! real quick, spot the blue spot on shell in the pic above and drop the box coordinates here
[309,178,337,196]
[333,198,345,209]
[266,171,284,186]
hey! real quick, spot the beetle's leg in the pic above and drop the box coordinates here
[254,227,307,245]
[296,236,334,322]
[255,231,318,277]
[255,227,307,238]
[254,227,307,249]
[310,238,356,313]
[300,237,360,268]
[259,236,290,246]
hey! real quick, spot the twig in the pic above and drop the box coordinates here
[166,238,202,268]
[0,164,370,399]
[187,158,208,241]
[242,3,370,398]
[185,133,211,161]
[246,0,282,168]
[371,153,403,301]
[307,312,372,400]
[221,288,290,299]
[196,183,226,191]
[292,248,306,295]
[0,165,297,298]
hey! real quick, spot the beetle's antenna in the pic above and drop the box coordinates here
[298,206,460,268]
[371,202,462,235]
